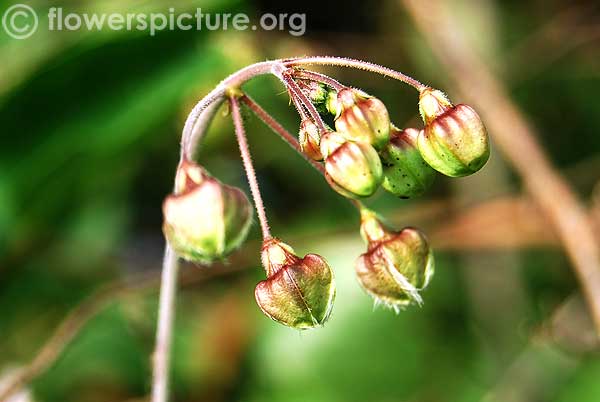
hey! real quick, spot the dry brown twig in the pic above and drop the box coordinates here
[402,0,600,334]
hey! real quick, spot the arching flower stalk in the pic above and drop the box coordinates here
[151,56,490,402]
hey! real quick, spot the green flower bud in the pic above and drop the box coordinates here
[334,88,390,149]
[298,119,323,161]
[255,238,336,329]
[162,161,252,264]
[320,132,383,199]
[298,80,336,116]
[326,90,339,116]
[417,88,490,177]
[380,126,436,198]
[355,209,434,309]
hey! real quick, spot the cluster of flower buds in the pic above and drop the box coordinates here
[356,209,434,309]
[162,61,491,330]
[300,81,490,199]
[162,160,252,263]
[255,238,335,329]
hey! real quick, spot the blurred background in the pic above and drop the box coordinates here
[1,0,600,401]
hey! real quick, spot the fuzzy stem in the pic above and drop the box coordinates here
[151,244,179,402]
[290,93,310,121]
[238,94,363,211]
[284,56,427,91]
[239,94,325,175]
[182,98,224,161]
[281,73,329,134]
[181,57,429,159]
[291,69,345,91]
[182,61,285,159]
[229,94,272,239]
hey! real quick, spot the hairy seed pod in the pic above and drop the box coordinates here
[255,238,336,329]
[298,119,323,161]
[417,88,490,177]
[381,126,436,198]
[320,132,383,199]
[334,88,390,149]
[162,160,252,264]
[355,209,434,309]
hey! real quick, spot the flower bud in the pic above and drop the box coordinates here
[417,88,490,177]
[320,132,383,199]
[355,209,434,309]
[255,238,336,329]
[163,161,252,263]
[298,119,323,161]
[380,126,435,198]
[325,90,339,116]
[334,88,390,149]
[298,80,337,116]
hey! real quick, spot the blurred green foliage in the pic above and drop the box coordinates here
[1,0,599,401]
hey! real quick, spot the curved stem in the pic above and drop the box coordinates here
[291,69,345,91]
[290,92,310,121]
[281,73,329,134]
[151,244,179,402]
[182,61,283,159]
[284,56,427,91]
[229,94,272,239]
[182,98,224,161]
[181,56,430,159]
[238,94,363,211]
[239,94,325,176]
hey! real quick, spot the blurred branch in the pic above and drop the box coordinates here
[428,196,555,250]
[505,3,600,83]
[480,293,597,402]
[0,250,257,402]
[402,0,600,335]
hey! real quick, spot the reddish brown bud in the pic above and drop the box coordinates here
[355,209,434,309]
[298,119,323,161]
[255,238,336,329]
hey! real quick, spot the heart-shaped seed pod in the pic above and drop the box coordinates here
[417,88,490,177]
[255,238,336,329]
[162,160,252,264]
[355,209,434,310]
[380,126,436,198]
[298,119,323,161]
[320,131,383,199]
[334,88,390,150]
